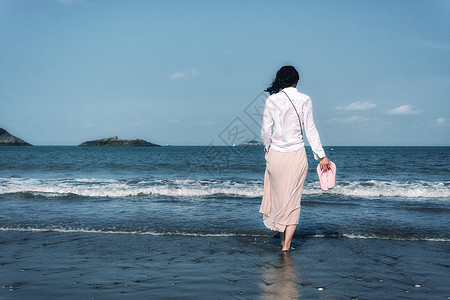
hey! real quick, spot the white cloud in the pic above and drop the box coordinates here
[435,117,447,126]
[170,68,199,80]
[191,68,199,76]
[413,39,450,50]
[328,116,369,124]
[336,101,377,111]
[388,105,422,115]
[170,72,185,80]
[202,121,218,126]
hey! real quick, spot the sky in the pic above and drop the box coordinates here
[1,0,449,146]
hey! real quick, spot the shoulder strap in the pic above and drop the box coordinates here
[281,91,303,134]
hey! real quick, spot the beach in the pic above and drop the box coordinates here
[1,146,449,299]
[2,230,449,299]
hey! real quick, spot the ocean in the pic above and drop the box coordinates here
[1,146,449,241]
[1,146,449,299]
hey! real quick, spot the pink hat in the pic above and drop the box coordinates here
[316,162,336,191]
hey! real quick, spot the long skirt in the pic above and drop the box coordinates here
[259,147,308,232]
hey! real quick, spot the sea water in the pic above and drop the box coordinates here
[0,146,449,242]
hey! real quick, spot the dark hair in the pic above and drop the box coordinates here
[265,65,300,95]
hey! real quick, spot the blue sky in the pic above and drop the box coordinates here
[1,0,449,146]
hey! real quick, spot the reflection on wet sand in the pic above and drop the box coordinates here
[260,251,301,299]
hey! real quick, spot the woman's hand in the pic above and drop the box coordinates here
[319,156,331,170]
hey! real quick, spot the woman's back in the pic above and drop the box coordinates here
[262,87,310,152]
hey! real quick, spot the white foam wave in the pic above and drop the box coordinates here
[0,177,449,199]
[0,226,268,237]
[342,233,450,242]
[303,180,450,199]
[0,177,262,198]
[1,226,448,242]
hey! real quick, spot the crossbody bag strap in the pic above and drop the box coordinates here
[281,91,303,134]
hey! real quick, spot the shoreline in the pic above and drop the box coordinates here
[2,145,450,148]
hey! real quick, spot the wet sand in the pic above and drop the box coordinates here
[1,231,449,299]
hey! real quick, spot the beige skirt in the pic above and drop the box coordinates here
[260,147,308,232]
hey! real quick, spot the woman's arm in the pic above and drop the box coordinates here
[261,98,273,153]
[303,98,327,162]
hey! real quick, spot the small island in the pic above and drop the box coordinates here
[239,140,263,146]
[79,136,160,147]
[0,128,32,146]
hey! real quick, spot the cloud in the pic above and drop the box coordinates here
[414,39,450,50]
[328,116,369,124]
[202,121,218,126]
[435,117,447,127]
[170,68,199,80]
[388,105,422,115]
[170,73,185,80]
[336,101,376,111]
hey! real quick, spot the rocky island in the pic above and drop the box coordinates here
[79,136,160,147]
[0,128,32,146]
[239,140,263,146]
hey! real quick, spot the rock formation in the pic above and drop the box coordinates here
[239,140,263,146]
[79,136,160,147]
[0,128,32,146]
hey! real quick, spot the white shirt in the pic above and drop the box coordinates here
[261,87,326,160]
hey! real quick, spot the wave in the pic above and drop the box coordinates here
[0,177,262,198]
[305,180,450,199]
[1,226,448,242]
[0,226,269,238]
[0,177,449,199]
[341,233,450,243]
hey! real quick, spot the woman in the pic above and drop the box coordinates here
[260,65,331,251]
